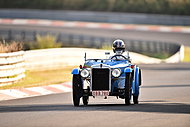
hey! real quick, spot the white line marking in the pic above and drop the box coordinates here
[181,28,190,33]
[64,22,77,27]
[37,20,52,26]
[135,26,149,31]
[63,82,72,86]
[0,89,28,98]
[51,85,71,92]
[159,27,172,32]
[111,24,125,30]
[86,23,100,28]
[26,87,54,95]
[12,19,28,25]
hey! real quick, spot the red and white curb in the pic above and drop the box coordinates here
[0,82,72,101]
[0,18,190,33]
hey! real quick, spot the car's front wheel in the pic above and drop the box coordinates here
[125,72,132,105]
[83,96,89,106]
[73,74,83,106]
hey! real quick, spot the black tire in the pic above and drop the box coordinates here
[133,69,141,104]
[73,74,82,106]
[133,95,139,104]
[83,96,89,106]
[139,69,142,86]
[125,72,132,105]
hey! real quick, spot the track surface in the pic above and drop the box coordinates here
[0,24,190,46]
[0,63,190,127]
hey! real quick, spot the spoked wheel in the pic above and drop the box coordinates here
[82,96,89,106]
[125,72,132,105]
[73,74,83,106]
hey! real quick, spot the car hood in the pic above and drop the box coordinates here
[84,60,131,69]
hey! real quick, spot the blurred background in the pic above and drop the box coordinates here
[0,2,190,126]
[0,0,190,15]
[0,0,190,88]
[0,0,190,55]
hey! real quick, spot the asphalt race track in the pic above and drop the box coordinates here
[0,24,190,46]
[0,63,190,127]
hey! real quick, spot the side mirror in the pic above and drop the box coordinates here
[105,52,110,55]
[105,52,110,59]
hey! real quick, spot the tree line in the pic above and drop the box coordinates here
[0,0,190,15]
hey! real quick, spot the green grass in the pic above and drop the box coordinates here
[101,43,112,50]
[0,66,76,90]
[142,52,171,59]
[24,34,62,50]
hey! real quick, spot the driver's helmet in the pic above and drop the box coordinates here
[112,39,125,54]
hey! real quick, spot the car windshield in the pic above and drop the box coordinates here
[86,59,112,63]
[86,59,128,63]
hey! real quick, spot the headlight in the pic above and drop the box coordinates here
[112,68,121,77]
[80,69,90,78]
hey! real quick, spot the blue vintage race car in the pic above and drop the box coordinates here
[71,53,142,106]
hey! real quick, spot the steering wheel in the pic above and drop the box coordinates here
[111,55,127,60]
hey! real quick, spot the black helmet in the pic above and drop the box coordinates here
[112,39,125,53]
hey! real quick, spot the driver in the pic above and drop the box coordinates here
[111,39,130,60]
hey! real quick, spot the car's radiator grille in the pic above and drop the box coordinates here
[91,68,110,90]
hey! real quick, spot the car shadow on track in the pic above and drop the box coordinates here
[0,102,190,114]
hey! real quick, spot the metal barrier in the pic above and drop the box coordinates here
[0,9,190,26]
[0,51,25,86]
[0,29,180,56]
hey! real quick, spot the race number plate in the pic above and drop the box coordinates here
[92,91,109,97]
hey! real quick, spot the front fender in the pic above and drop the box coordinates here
[133,67,140,96]
[71,68,80,75]
[124,68,132,73]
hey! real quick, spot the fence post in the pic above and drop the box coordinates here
[21,31,26,41]
[90,37,95,48]
[33,31,37,41]
[146,41,151,53]
[79,35,84,46]
[8,30,12,41]
[138,41,143,53]
[69,34,73,45]
[57,33,62,42]
[153,42,158,53]
[130,40,135,52]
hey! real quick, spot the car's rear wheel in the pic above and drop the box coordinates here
[73,74,83,106]
[125,72,132,105]
[83,96,89,106]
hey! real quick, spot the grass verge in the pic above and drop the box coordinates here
[0,66,76,90]
[141,52,171,59]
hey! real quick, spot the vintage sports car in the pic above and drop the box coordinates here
[71,51,142,106]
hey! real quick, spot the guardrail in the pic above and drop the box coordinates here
[0,9,190,26]
[0,51,25,87]
[0,29,180,56]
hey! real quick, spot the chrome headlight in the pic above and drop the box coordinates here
[112,68,121,77]
[80,69,90,78]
